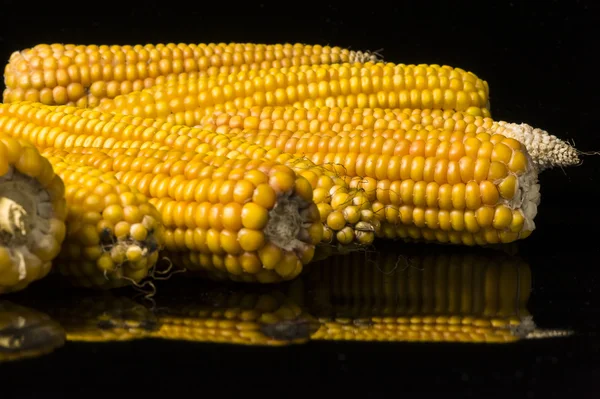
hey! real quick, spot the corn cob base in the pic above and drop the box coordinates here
[0,137,67,294]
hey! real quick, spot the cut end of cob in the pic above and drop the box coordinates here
[264,192,309,254]
[0,155,66,295]
[508,154,540,233]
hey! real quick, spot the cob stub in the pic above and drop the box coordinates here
[0,135,67,294]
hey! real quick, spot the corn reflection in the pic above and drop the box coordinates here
[303,244,533,343]
[0,301,65,362]
[2,244,546,349]
[148,283,319,345]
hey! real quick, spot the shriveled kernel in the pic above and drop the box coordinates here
[336,226,355,245]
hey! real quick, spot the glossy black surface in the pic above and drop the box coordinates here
[0,1,598,396]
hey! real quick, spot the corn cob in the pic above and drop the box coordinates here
[0,300,65,362]
[4,42,381,107]
[344,136,540,245]
[40,153,165,289]
[149,281,318,345]
[0,101,377,247]
[93,62,490,119]
[45,146,324,283]
[0,135,67,294]
[198,106,579,171]
[305,244,533,343]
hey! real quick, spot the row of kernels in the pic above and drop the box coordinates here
[378,222,530,245]
[162,227,311,276]
[371,203,524,233]
[349,177,516,209]
[319,153,520,184]
[166,251,302,283]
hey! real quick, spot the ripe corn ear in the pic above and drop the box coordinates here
[93,62,490,120]
[198,106,579,170]
[41,152,165,289]
[44,146,324,283]
[4,42,381,107]
[0,101,377,247]
[0,135,67,294]
[339,134,541,245]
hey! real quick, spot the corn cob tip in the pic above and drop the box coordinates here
[495,122,580,171]
[348,49,384,63]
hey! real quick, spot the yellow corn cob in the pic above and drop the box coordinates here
[93,62,490,120]
[0,101,377,247]
[305,244,533,343]
[4,42,381,107]
[0,300,65,362]
[198,106,578,170]
[45,146,324,283]
[40,153,165,289]
[149,281,318,345]
[338,134,541,245]
[0,135,67,294]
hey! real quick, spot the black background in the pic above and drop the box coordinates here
[0,0,599,397]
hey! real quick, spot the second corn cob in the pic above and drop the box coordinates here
[93,62,490,120]
[44,146,324,283]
